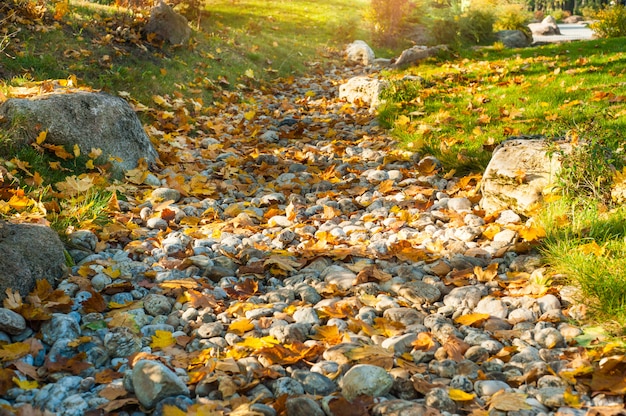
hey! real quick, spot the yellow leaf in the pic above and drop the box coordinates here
[578,241,605,257]
[482,223,501,240]
[88,148,103,159]
[564,389,582,408]
[449,388,476,401]
[0,342,30,362]
[49,161,61,170]
[103,267,121,279]
[474,262,499,282]
[86,160,95,169]
[454,313,490,326]
[12,378,38,390]
[161,404,187,416]
[263,255,301,273]
[36,131,47,144]
[518,224,546,241]
[244,69,255,79]
[151,330,176,350]
[237,336,279,350]
[160,68,168,76]
[228,319,255,335]
[311,325,344,345]
[244,110,256,121]
[8,194,33,211]
[73,144,80,158]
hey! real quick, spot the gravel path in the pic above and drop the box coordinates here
[0,63,616,416]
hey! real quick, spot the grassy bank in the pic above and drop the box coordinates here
[380,38,626,327]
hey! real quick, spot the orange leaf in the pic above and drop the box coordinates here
[228,319,255,335]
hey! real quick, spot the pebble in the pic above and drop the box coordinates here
[341,364,394,401]
[131,360,190,409]
[0,308,26,334]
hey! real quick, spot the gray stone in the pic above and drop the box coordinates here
[447,197,472,212]
[291,369,337,395]
[381,333,418,354]
[151,188,181,203]
[475,296,509,319]
[341,364,394,401]
[397,281,441,305]
[480,138,570,216]
[474,379,511,396]
[41,314,81,345]
[0,92,158,176]
[425,388,457,413]
[320,265,357,290]
[104,326,142,358]
[443,286,484,309]
[144,294,172,317]
[536,386,566,408]
[0,222,67,300]
[495,30,531,48]
[392,45,447,68]
[269,377,305,396]
[345,40,375,66]
[0,308,26,335]
[131,360,190,409]
[292,306,320,326]
[285,396,325,416]
[383,308,426,326]
[145,1,191,45]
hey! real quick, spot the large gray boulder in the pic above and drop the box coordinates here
[496,30,531,48]
[0,221,67,299]
[392,45,447,68]
[131,360,190,409]
[480,137,571,216]
[345,40,375,66]
[338,76,388,112]
[144,1,192,45]
[0,92,158,176]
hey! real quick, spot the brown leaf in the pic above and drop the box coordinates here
[355,265,392,284]
[345,345,394,370]
[443,336,470,361]
[81,290,107,313]
[327,395,374,416]
[474,262,498,282]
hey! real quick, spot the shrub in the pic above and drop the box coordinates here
[430,16,461,46]
[590,5,626,38]
[366,0,415,46]
[459,8,496,44]
[495,3,532,31]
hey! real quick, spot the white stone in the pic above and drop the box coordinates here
[341,364,394,400]
[339,76,388,111]
[345,40,375,66]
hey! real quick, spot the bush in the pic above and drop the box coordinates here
[495,3,532,31]
[366,0,415,46]
[459,8,496,44]
[590,5,626,38]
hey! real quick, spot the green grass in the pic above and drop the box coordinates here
[0,0,374,104]
[379,38,626,173]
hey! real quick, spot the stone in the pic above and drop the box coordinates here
[151,187,181,203]
[292,307,320,326]
[341,364,394,401]
[563,15,584,23]
[397,281,441,305]
[495,30,531,48]
[529,16,561,37]
[480,138,571,216]
[269,377,305,396]
[41,314,80,345]
[104,326,142,358]
[425,388,457,413]
[392,45,447,68]
[144,0,192,45]
[0,308,26,335]
[291,369,337,395]
[338,76,388,112]
[474,379,511,396]
[131,360,190,409]
[144,294,172,317]
[0,222,67,300]
[285,396,325,416]
[474,297,508,319]
[0,92,158,176]
[320,265,357,290]
[345,40,375,66]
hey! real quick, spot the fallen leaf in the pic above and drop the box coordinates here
[454,313,490,327]
[488,391,531,411]
[449,388,476,401]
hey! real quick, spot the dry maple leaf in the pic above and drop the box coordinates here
[474,262,499,282]
[443,336,470,361]
[454,313,490,327]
